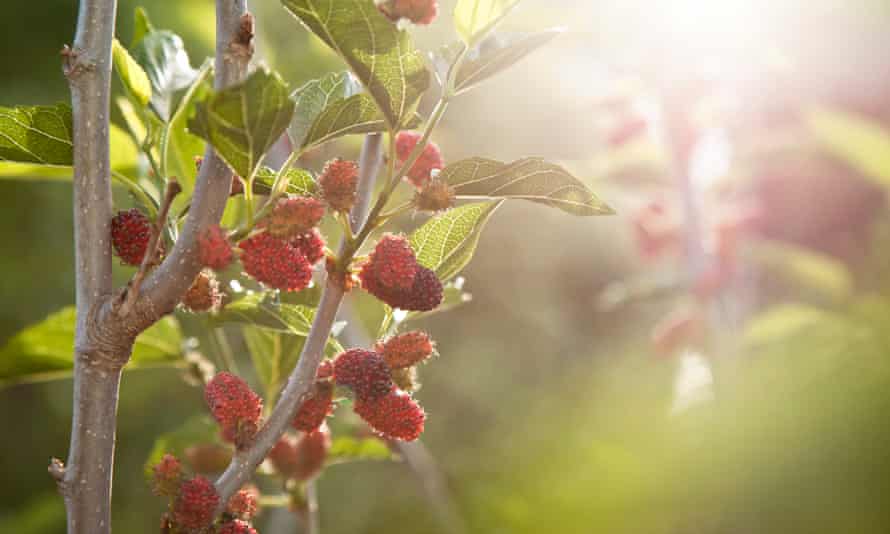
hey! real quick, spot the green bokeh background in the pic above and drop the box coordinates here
[3,1,890,533]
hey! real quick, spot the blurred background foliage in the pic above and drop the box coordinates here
[4,0,890,533]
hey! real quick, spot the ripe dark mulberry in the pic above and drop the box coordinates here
[199,225,234,270]
[354,389,425,442]
[204,372,263,448]
[377,331,435,369]
[292,381,334,432]
[395,131,444,188]
[173,476,219,530]
[290,228,326,265]
[362,265,444,312]
[111,208,152,266]
[333,349,394,401]
[266,196,325,238]
[377,0,439,26]
[239,232,313,292]
[319,158,359,212]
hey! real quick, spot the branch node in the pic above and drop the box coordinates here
[61,45,94,79]
[227,12,255,61]
[48,458,68,492]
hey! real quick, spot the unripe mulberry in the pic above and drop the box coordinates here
[227,486,259,520]
[376,331,435,369]
[174,476,219,530]
[184,443,232,474]
[376,0,439,26]
[293,425,331,481]
[182,270,223,312]
[218,519,258,534]
[266,196,325,238]
[366,234,418,290]
[292,381,334,432]
[239,232,313,292]
[361,265,444,312]
[268,435,301,479]
[415,177,455,212]
[319,158,359,212]
[290,228,326,265]
[205,372,263,448]
[151,454,182,497]
[199,225,234,270]
[354,389,425,441]
[111,208,152,265]
[333,349,393,401]
[395,131,444,188]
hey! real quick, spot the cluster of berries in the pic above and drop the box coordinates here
[375,0,439,27]
[359,234,444,312]
[151,453,260,533]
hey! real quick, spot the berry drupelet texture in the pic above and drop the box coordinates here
[377,331,435,369]
[182,269,223,312]
[199,224,234,270]
[204,372,263,448]
[354,389,425,441]
[227,487,259,520]
[292,381,334,432]
[173,476,219,530]
[368,234,418,290]
[111,208,152,266]
[333,349,394,401]
[151,454,182,497]
[319,158,359,212]
[361,265,444,312]
[218,519,258,534]
[239,232,313,292]
[266,196,325,238]
[395,131,444,188]
[290,228,326,265]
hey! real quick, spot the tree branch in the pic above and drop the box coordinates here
[212,133,385,509]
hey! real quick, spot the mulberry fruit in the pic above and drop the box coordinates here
[266,196,325,238]
[361,265,444,312]
[111,208,152,266]
[333,349,393,401]
[182,269,223,312]
[414,177,455,212]
[199,225,234,270]
[395,131,444,188]
[151,454,182,497]
[366,234,418,290]
[290,228,326,265]
[204,372,263,448]
[319,158,359,212]
[218,519,258,534]
[376,331,435,369]
[292,381,334,432]
[226,486,259,520]
[173,476,219,530]
[239,232,313,292]
[293,425,331,481]
[354,389,425,442]
[376,0,439,26]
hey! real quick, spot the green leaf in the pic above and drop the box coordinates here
[282,0,430,128]
[440,157,614,216]
[144,415,227,481]
[131,7,155,47]
[133,29,198,121]
[453,29,562,94]
[112,39,152,106]
[254,167,317,196]
[328,436,393,464]
[290,72,361,146]
[302,94,388,149]
[0,103,73,166]
[807,107,890,188]
[189,69,296,178]
[453,0,521,44]
[0,307,183,386]
[242,326,307,402]
[410,201,503,282]
[162,60,212,199]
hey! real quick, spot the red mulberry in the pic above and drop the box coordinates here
[377,0,439,26]
[354,389,425,442]
[111,208,152,266]
[218,519,258,534]
[199,224,234,270]
[293,425,331,481]
[319,158,359,212]
[151,454,182,497]
[395,131,444,188]
[266,196,325,238]
[333,349,394,401]
[292,381,334,432]
[361,234,418,290]
[226,486,259,520]
[362,266,443,312]
[290,228,326,265]
[182,269,223,312]
[239,232,313,292]
[204,372,263,448]
[173,476,219,530]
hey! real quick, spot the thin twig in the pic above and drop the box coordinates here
[120,179,181,315]
[305,480,320,534]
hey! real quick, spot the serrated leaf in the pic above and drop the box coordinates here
[162,60,211,200]
[410,201,503,282]
[133,29,198,121]
[328,436,393,463]
[189,69,296,178]
[289,71,362,147]
[302,93,388,149]
[282,0,430,128]
[254,167,317,196]
[807,107,890,188]
[440,157,613,216]
[112,39,152,106]
[453,29,561,94]
[131,7,155,47]
[453,0,521,44]
[0,103,72,166]
[0,308,183,386]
